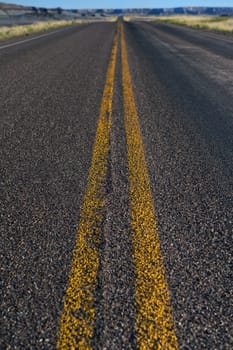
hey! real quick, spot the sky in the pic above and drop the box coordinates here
[3,0,233,9]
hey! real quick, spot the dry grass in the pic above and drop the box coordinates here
[153,15,233,33]
[124,15,233,33]
[0,20,80,40]
[0,17,117,41]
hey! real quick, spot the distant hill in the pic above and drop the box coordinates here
[145,7,233,16]
[0,2,233,18]
[0,2,29,10]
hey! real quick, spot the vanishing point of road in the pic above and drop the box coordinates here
[1,19,232,349]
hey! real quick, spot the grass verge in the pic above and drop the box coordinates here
[0,17,117,41]
[153,15,233,34]
[124,15,233,33]
[0,20,81,41]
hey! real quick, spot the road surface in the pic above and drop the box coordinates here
[1,20,232,349]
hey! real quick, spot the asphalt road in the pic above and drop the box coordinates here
[1,20,232,349]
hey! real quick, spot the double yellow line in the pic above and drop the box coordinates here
[57,22,178,350]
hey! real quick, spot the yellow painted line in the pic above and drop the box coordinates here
[56,29,118,350]
[120,23,178,349]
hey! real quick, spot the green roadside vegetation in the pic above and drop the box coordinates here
[153,15,233,33]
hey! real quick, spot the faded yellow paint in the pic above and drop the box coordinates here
[56,28,118,350]
[120,23,178,349]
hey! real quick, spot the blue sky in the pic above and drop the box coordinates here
[3,0,233,9]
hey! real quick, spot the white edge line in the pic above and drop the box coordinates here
[0,26,75,50]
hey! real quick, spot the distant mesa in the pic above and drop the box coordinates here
[0,2,233,20]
